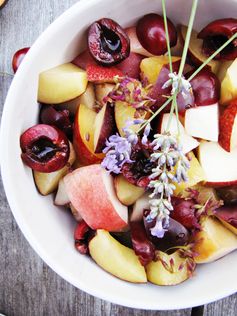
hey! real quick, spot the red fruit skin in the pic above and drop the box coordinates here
[20,124,69,173]
[116,52,144,79]
[188,69,220,106]
[74,220,92,255]
[136,13,177,55]
[12,47,30,73]
[219,99,237,152]
[130,221,155,266]
[215,204,237,228]
[72,50,96,70]
[88,18,130,66]
[86,64,123,83]
[171,197,200,230]
[198,18,237,60]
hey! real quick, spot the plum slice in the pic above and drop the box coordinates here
[88,18,130,66]
[20,124,69,173]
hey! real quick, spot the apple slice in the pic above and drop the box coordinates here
[130,192,150,222]
[220,58,237,105]
[89,229,147,283]
[174,152,206,196]
[215,205,237,235]
[33,142,76,196]
[219,101,237,152]
[159,113,199,154]
[184,103,219,142]
[198,141,237,186]
[193,216,237,263]
[114,175,144,206]
[94,103,116,153]
[70,203,83,222]
[115,101,149,137]
[180,26,220,75]
[140,56,180,84]
[64,165,128,232]
[146,250,196,285]
[73,104,104,165]
[95,83,115,106]
[125,26,153,57]
[38,63,88,104]
[54,178,70,206]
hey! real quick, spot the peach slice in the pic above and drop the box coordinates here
[180,26,220,75]
[193,216,237,263]
[184,103,219,142]
[64,165,128,232]
[146,250,196,285]
[33,142,76,196]
[130,192,150,222]
[54,178,70,206]
[95,83,115,106]
[220,58,237,105]
[125,26,153,57]
[38,63,88,104]
[73,104,104,165]
[219,101,237,152]
[89,229,147,283]
[114,174,144,206]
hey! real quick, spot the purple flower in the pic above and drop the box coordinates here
[150,218,167,238]
[141,123,151,145]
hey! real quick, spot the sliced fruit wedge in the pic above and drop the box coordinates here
[215,204,237,235]
[146,249,196,285]
[184,103,219,142]
[198,141,237,186]
[38,63,88,104]
[54,178,70,206]
[89,229,147,283]
[130,192,150,222]
[193,216,237,263]
[220,58,237,105]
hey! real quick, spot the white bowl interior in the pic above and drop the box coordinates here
[1,0,237,310]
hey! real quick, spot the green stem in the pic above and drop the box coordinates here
[137,95,174,133]
[178,0,199,77]
[166,97,176,131]
[188,32,237,81]
[162,0,173,73]
[174,96,180,136]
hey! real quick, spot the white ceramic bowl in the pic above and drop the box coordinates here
[1,0,237,310]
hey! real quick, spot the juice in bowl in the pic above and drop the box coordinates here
[1,0,237,310]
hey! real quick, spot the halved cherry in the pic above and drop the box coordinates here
[12,47,30,73]
[74,220,93,255]
[20,124,69,173]
[136,13,177,55]
[88,18,130,66]
[198,18,237,60]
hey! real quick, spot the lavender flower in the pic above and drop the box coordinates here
[162,72,192,99]
[146,132,190,238]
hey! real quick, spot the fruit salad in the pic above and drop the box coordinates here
[18,1,237,286]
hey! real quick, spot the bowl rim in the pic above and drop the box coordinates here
[1,0,237,310]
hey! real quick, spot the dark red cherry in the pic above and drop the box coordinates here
[188,69,220,106]
[12,47,30,73]
[136,13,177,55]
[198,18,237,60]
[88,18,130,66]
[20,124,69,173]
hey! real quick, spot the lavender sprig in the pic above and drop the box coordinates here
[147,133,190,238]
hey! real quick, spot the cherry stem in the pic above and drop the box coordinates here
[188,32,237,81]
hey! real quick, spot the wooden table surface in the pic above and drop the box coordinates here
[0,1,236,315]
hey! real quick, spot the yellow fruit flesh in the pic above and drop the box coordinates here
[140,56,180,84]
[89,230,147,283]
[220,58,237,105]
[174,152,206,196]
[38,63,88,104]
[33,143,76,195]
[114,175,144,206]
[193,217,237,263]
[146,251,193,286]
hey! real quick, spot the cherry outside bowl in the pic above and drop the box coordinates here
[1,0,237,310]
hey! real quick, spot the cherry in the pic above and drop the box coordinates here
[20,124,69,173]
[74,220,93,255]
[171,197,200,230]
[88,18,130,66]
[198,18,237,60]
[188,69,220,106]
[130,221,155,266]
[136,13,177,55]
[40,106,72,138]
[12,47,30,73]
[216,186,237,205]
